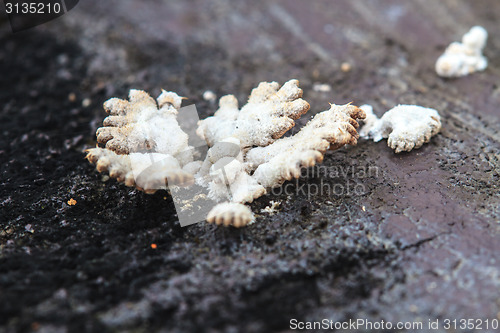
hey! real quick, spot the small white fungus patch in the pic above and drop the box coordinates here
[435,26,488,77]
[360,104,441,153]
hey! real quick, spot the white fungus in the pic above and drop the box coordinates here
[312,83,332,92]
[359,104,441,153]
[206,202,254,227]
[202,90,217,102]
[87,80,366,227]
[435,26,488,77]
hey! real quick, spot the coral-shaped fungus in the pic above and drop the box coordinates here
[86,80,365,227]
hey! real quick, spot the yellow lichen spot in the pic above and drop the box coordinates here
[67,198,77,206]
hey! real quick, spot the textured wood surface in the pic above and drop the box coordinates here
[1,0,499,331]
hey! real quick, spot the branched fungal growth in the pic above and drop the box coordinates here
[359,104,441,153]
[435,26,488,77]
[86,89,196,193]
[86,79,366,227]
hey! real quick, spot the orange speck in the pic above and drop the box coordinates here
[67,198,77,206]
[151,243,157,249]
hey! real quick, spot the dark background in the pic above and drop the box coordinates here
[1,0,499,332]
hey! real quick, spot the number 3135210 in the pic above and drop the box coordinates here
[5,2,62,14]
[443,319,499,330]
